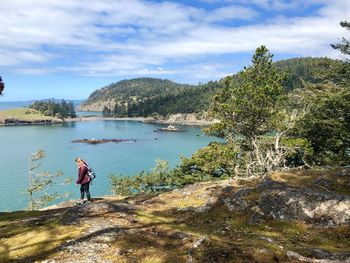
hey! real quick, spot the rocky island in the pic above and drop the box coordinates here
[72,138,137,144]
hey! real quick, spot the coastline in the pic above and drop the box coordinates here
[0,109,217,126]
[65,115,217,126]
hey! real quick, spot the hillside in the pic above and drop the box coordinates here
[79,57,341,116]
[79,78,217,114]
[1,169,349,262]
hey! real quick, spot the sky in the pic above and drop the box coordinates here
[0,0,349,101]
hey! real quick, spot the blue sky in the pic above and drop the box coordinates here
[0,0,349,101]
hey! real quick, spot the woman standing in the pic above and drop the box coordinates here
[75,157,92,203]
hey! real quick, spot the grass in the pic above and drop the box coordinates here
[0,108,61,123]
[0,210,85,262]
[271,169,350,195]
[131,170,350,262]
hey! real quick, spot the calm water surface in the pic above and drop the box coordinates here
[0,120,220,211]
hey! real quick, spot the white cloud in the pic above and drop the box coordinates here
[205,5,258,22]
[0,0,349,81]
[200,0,321,10]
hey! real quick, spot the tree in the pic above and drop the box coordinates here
[206,46,297,175]
[289,21,350,166]
[102,106,111,117]
[28,150,72,210]
[68,101,76,118]
[291,84,350,166]
[178,142,240,180]
[0,76,4,95]
[208,46,286,140]
[331,21,350,58]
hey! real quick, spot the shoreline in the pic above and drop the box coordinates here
[1,115,217,127]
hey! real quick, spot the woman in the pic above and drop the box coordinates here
[75,157,92,203]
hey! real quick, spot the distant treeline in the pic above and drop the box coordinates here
[29,100,76,118]
[102,81,221,117]
[87,58,344,118]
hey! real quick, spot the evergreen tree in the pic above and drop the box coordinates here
[29,100,77,119]
[331,21,350,57]
[102,106,111,117]
[28,150,71,210]
[68,101,76,118]
[0,76,4,95]
[208,45,286,140]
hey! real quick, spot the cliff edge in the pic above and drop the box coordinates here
[1,169,349,263]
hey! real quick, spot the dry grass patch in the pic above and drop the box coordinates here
[0,108,62,123]
[0,219,84,262]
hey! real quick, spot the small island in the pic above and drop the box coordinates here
[72,138,137,144]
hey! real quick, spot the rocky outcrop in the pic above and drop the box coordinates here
[71,138,137,144]
[4,170,350,263]
[223,176,350,226]
[1,118,62,125]
[78,100,115,112]
[150,113,217,126]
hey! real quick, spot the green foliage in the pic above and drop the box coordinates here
[86,59,342,119]
[331,20,350,57]
[207,46,287,140]
[286,21,350,167]
[28,150,72,210]
[110,160,175,196]
[0,76,4,95]
[98,79,221,117]
[110,152,240,197]
[29,99,76,119]
[274,57,335,91]
[291,83,350,166]
[102,106,112,117]
[86,78,198,103]
[178,142,240,180]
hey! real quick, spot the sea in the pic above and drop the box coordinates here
[0,101,221,211]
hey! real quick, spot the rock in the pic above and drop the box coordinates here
[91,235,115,243]
[260,237,274,243]
[72,138,136,144]
[287,251,314,262]
[169,231,188,240]
[223,177,350,226]
[313,178,334,188]
[336,167,350,177]
[259,186,350,226]
[187,236,207,263]
[310,249,350,261]
[287,250,350,263]
[223,187,254,212]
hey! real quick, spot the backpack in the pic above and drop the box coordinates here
[87,167,96,181]
[84,164,96,182]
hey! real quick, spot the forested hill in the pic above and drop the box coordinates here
[80,57,341,116]
[86,78,197,104]
[79,77,221,116]
[274,57,331,91]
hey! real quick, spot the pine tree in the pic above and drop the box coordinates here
[331,21,350,57]
[0,76,4,95]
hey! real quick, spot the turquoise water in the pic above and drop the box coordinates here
[0,120,220,211]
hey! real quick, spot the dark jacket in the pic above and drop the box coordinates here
[76,165,90,185]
